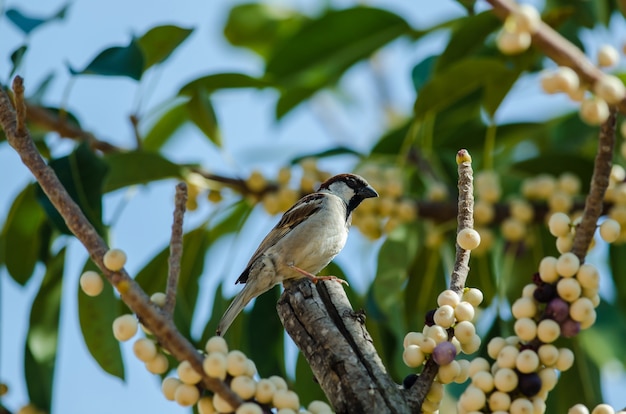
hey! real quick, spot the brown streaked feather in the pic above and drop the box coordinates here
[235,193,325,284]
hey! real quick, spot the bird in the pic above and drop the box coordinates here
[216,173,378,336]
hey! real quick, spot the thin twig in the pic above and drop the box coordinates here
[0,77,242,409]
[571,108,616,260]
[164,182,188,316]
[12,77,27,136]
[450,149,474,294]
[412,149,475,406]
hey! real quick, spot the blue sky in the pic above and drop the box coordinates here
[1,0,625,413]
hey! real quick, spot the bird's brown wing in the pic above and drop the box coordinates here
[235,193,325,284]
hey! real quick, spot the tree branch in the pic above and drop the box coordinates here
[0,77,242,409]
[410,149,476,408]
[277,280,411,413]
[485,0,626,115]
[164,182,188,316]
[571,108,616,260]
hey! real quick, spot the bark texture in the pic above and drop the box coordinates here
[277,279,414,414]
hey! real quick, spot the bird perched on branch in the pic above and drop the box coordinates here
[216,173,378,336]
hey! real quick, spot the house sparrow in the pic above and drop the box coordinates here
[216,173,378,335]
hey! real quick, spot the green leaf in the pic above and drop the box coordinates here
[1,184,47,285]
[246,286,285,377]
[135,225,209,340]
[9,44,27,77]
[78,260,125,379]
[200,283,230,345]
[24,247,65,411]
[609,244,626,314]
[411,55,437,93]
[137,25,193,70]
[511,153,595,180]
[370,122,411,156]
[294,352,327,405]
[404,244,446,330]
[579,300,626,366]
[6,4,69,35]
[102,151,185,192]
[224,3,309,59]
[289,146,361,165]
[275,87,316,119]
[414,58,519,118]
[142,98,190,152]
[373,223,420,337]
[435,12,501,72]
[70,39,145,80]
[36,143,108,236]
[266,7,412,88]
[179,73,271,96]
[186,89,221,147]
[546,339,603,411]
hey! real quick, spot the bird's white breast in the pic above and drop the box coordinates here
[270,194,348,279]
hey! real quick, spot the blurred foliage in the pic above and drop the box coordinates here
[1,1,626,413]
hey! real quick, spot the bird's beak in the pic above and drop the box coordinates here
[359,185,378,199]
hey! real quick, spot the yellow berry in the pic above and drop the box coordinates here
[150,292,166,307]
[203,352,227,379]
[133,338,158,362]
[497,29,531,55]
[600,219,621,243]
[516,349,540,373]
[212,392,234,413]
[557,277,582,302]
[594,75,626,104]
[537,319,561,343]
[512,4,541,33]
[403,344,426,368]
[103,248,127,271]
[434,305,455,328]
[161,377,181,401]
[226,350,248,376]
[494,368,518,392]
[255,379,277,404]
[548,212,571,237]
[457,228,481,250]
[231,375,257,400]
[437,289,460,307]
[80,271,104,296]
[178,360,202,385]
[556,348,575,371]
[146,353,169,374]
[205,336,228,355]
[580,97,610,125]
[112,314,138,342]
[556,252,580,277]
[174,383,200,406]
[273,390,300,410]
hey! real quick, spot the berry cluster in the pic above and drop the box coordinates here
[570,403,626,414]
[162,336,333,414]
[496,4,540,55]
[540,46,624,126]
[454,208,622,413]
[108,308,334,413]
[402,288,484,413]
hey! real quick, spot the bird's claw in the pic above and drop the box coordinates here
[289,265,349,286]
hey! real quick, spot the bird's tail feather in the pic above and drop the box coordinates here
[216,279,274,336]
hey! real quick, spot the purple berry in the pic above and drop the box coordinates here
[425,309,436,327]
[532,272,542,286]
[545,298,570,323]
[432,341,457,366]
[403,373,419,389]
[560,318,581,338]
[533,283,557,303]
[518,372,542,397]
